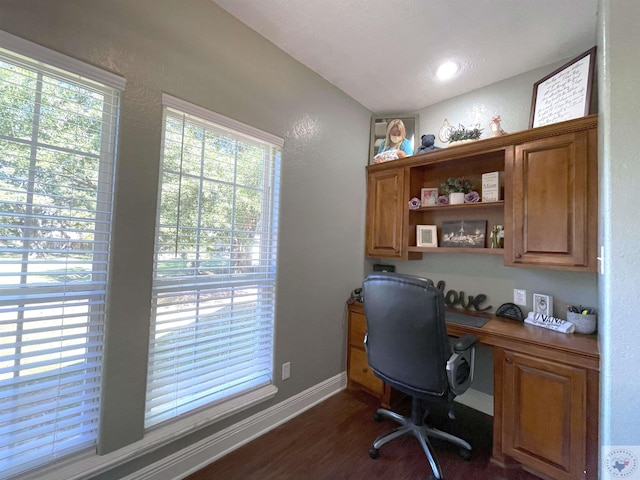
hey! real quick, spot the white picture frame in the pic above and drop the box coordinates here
[533,293,553,316]
[416,225,438,247]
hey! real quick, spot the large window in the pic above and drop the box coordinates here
[0,34,122,477]
[146,95,281,428]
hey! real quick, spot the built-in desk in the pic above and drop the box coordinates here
[346,302,599,480]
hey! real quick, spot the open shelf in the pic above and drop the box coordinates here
[408,246,504,255]
[414,200,504,211]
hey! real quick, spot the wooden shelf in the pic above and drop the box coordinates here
[408,246,504,255]
[413,201,504,212]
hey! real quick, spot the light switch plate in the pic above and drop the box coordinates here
[533,294,553,316]
[514,289,526,306]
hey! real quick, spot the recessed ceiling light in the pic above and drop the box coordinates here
[436,61,459,81]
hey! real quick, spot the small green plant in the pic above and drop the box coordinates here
[440,177,474,194]
[448,124,483,143]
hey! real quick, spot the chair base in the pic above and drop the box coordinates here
[369,406,472,480]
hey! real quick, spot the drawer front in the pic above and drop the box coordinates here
[349,348,383,394]
[349,312,367,348]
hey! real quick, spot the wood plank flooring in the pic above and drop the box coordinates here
[186,388,542,480]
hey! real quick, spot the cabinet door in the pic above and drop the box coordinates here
[507,129,597,270]
[366,168,405,258]
[501,350,587,480]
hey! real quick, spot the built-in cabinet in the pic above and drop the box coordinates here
[498,349,593,480]
[365,115,598,271]
[365,168,406,258]
[506,127,598,270]
[348,301,600,480]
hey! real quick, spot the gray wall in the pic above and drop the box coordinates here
[598,0,640,461]
[0,0,370,476]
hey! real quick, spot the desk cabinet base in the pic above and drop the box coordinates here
[350,303,599,480]
[493,347,598,480]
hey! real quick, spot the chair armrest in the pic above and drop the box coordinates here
[453,334,478,353]
[446,336,477,396]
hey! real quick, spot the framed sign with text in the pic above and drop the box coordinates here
[529,47,596,129]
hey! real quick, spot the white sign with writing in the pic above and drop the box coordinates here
[532,49,594,128]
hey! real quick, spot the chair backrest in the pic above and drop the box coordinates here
[362,272,450,399]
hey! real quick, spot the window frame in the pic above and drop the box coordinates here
[145,94,281,430]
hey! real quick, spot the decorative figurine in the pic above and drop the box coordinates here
[489,115,507,137]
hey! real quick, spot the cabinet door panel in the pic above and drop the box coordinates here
[503,351,586,480]
[366,168,404,257]
[507,130,596,270]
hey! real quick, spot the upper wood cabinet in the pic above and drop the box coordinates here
[505,127,598,271]
[365,115,598,271]
[365,167,407,258]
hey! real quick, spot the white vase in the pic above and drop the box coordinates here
[449,192,465,205]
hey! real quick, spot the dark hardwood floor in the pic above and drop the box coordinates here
[186,388,542,480]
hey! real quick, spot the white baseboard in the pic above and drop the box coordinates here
[124,372,348,480]
[454,388,494,416]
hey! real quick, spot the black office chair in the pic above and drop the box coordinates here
[362,272,478,480]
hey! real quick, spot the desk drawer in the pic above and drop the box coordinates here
[349,348,383,394]
[349,311,367,348]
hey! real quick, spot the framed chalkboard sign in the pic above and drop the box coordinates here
[529,47,596,129]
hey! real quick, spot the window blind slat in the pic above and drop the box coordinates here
[0,38,118,477]
[145,102,280,429]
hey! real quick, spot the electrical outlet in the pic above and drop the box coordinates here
[514,289,527,306]
[282,362,291,380]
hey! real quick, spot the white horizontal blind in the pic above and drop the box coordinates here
[0,41,120,477]
[146,99,281,428]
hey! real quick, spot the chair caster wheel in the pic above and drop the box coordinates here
[368,447,379,459]
[459,448,471,460]
[373,412,383,422]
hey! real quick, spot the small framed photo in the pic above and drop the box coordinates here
[420,188,439,206]
[441,220,487,248]
[416,225,438,247]
[533,294,553,316]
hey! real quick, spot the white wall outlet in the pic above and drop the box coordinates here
[533,294,553,316]
[282,362,291,380]
[514,289,527,306]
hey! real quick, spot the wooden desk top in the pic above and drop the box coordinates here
[349,302,600,371]
[448,314,599,370]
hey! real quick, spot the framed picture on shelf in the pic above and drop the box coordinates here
[529,46,596,129]
[420,188,439,206]
[441,220,487,248]
[369,114,419,165]
[416,225,438,247]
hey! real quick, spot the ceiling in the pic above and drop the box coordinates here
[211,0,598,114]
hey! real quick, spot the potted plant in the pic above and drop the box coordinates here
[447,123,483,146]
[440,177,473,204]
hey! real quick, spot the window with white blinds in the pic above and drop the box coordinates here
[0,34,121,478]
[146,95,281,428]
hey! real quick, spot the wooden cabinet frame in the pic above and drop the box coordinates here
[365,115,598,271]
